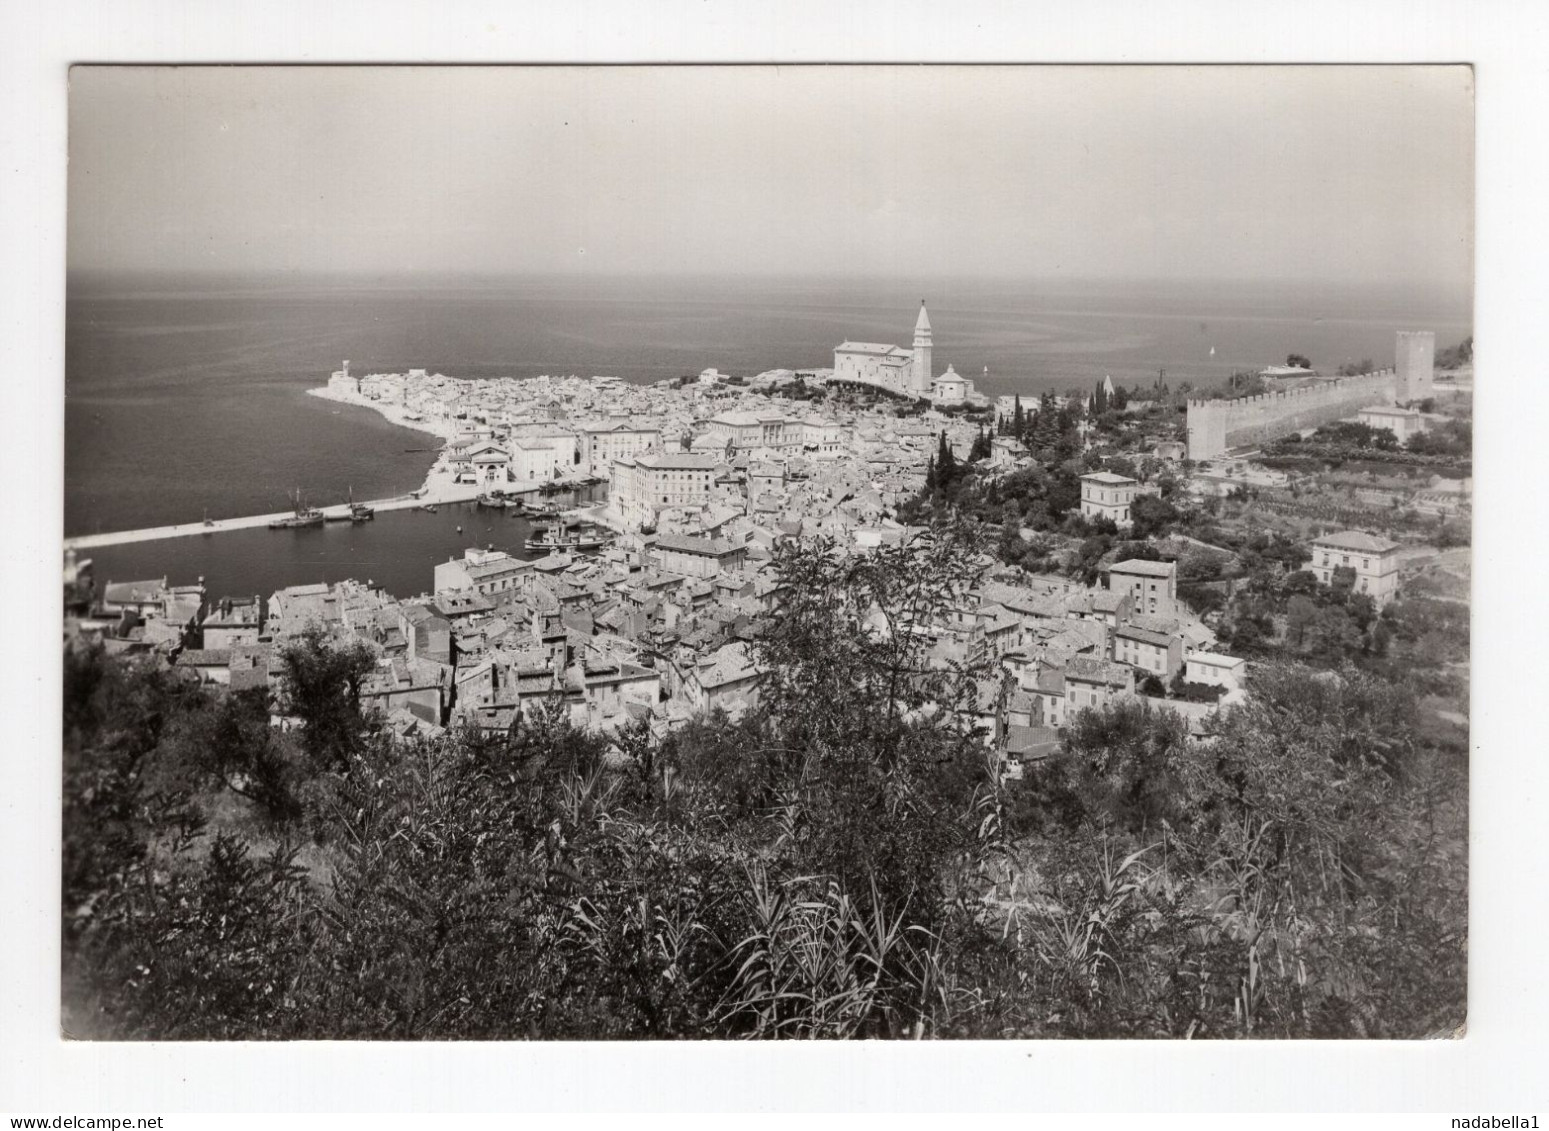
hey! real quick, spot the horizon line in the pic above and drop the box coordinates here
[64,265,1476,289]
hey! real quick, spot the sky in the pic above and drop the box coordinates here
[67,65,1474,284]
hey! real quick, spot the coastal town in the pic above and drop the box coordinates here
[44,50,1492,1077]
[61,304,1473,780]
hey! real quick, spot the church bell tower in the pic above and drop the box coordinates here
[912,300,933,395]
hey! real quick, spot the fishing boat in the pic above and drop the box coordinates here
[347,485,375,522]
[522,499,564,518]
[268,489,325,530]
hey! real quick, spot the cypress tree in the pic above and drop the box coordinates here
[1031,391,1060,452]
[936,432,958,489]
[1012,395,1024,438]
[969,425,989,462]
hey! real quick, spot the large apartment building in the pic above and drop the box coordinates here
[649,532,748,578]
[578,420,662,477]
[610,452,721,529]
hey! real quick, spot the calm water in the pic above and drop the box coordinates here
[82,490,604,606]
[66,271,1471,596]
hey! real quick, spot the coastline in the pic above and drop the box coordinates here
[305,384,461,443]
[64,386,471,551]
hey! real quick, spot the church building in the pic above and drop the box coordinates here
[833,302,936,398]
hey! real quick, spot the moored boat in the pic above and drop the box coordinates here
[523,524,612,552]
[346,486,374,521]
[269,489,325,530]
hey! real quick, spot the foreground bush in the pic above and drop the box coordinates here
[61,534,1466,1039]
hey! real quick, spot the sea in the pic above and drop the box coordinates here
[65,271,1472,602]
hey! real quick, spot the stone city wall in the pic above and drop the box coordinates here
[1185,369,1397,460]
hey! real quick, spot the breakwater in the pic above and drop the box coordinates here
[61,486,481,551]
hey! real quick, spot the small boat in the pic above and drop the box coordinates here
[344,486,374,522]
[476,493,509,509]
[417,503,438,513]
[538,481,568,497]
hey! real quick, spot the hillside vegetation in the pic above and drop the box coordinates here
[63,534,1466,1039]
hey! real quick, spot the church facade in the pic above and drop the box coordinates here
[833,302,935,398]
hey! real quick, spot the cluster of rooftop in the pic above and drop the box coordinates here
[68,304,1440,777]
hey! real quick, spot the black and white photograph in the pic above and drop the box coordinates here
[55,63,1478,1044]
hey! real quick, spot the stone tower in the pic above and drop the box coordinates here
[912,301,933,395]
[1395,330,1435,404]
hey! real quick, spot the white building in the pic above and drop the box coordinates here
[508,440,570,483]
[701,411,804,453]
[1310,530,1402,608]
[470,445,512,488]
[1184,651,1247,691]
[833,302,934,398]
[1079,472,1138,528]
[327,360,360,395]
[610,452,721,530]
[801,416,845,457]
[1358,405,1430,444]
[509,425,581,473]
[930,364,975,404]
[578,421,662,477]
[433,547,534,598]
